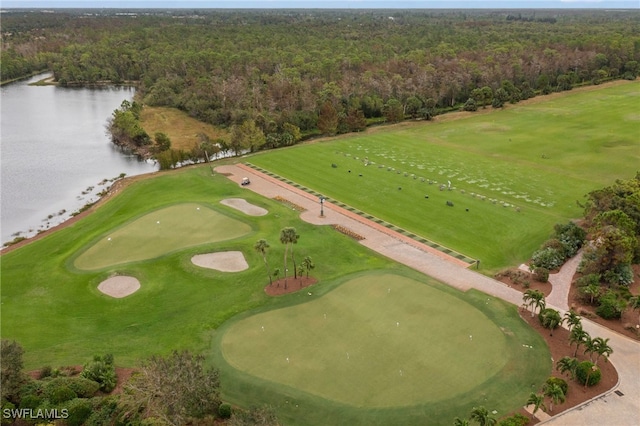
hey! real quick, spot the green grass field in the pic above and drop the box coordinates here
[214,271,549,425]
[74,203,251,270]
[3,83,633,424]
[248,81,640,271]
[0,166,393,368]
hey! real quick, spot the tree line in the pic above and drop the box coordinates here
[2,9,639,139]
[1,339,280,425]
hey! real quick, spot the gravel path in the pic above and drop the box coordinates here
[216,163,640,426]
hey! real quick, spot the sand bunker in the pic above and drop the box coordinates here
[220,198,268,216]
[191,251,249,272]
[98,276,141,298]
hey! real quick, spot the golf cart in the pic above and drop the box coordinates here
[241,177,251,186]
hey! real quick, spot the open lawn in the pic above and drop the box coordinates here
[140,106,228,151]
[248,81,640,272]
[0,166,392,368]
[1,163,550,424]
[74,203,251,270]
[215,271,549,425]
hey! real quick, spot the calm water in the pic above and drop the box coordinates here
[1,74,156,245]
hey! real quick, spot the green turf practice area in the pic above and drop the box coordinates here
[248,81,640,271]
[74,203,251,270]
[4,83,632,425]
[215,271,549,424]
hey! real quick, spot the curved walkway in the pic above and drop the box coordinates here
[217,163,640,426]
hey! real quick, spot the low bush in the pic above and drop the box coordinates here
[498,413,529,426]
[218,402,232,419]
[43,377,100,399]
[533,267,549,283]
[18,394,42,410]
[65,398,93,426]
[576,361,601,387]
[596,290,625,320]
[48,385,76,404]
[39,366,52,379]
[85,396,120,426]
[530,247,564,270]
[81,354,116,393]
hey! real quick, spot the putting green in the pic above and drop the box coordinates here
[222,274,510,407]
[74,203,251,270]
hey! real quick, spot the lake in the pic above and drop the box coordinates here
[1,74,157,245]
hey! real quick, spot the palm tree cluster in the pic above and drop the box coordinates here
[522,289,545,317]
[255,227,316,291]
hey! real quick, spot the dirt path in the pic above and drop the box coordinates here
[218,163,640,426]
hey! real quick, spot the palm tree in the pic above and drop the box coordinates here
[562,310,582,332]
[453,417,470,426]
[469,406,496,426]
[296,264,305,285]
[523,289,546,317]
[543,383,566,412]
[525,392,546,418]
[539,308,562,336]
[592,336,613,366]
[254,239,272,285]
[583,335,597,362]
[272,267,280,284]
[556,356,579,380]
[302,255,315,278]
[569,326,590,357]
[582,282,601,305]
[280,227,300,287]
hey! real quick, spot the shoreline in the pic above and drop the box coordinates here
[0,171,158,255]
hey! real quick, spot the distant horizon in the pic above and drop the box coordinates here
[2,0,639,10]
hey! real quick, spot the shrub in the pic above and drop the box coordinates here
[50,377,100,398]
[39,366,52,379]
[533,267,550,283]
[577,273,601,287]
[603,264,634,286]
[18,394,42,410]
[81,354,116,393]
[498,413,529,426]
[65,398,93,426]
[531,247,564,270]
[48,385,76,404]
[85,396,120,426]
[554,222,586,258]
[545,376,568,396]
[542,238,567,259]
[218,402,232,419]
[576,361,601,387]
[596,290,625,320]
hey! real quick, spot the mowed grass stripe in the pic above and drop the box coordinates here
[248,81,640,271]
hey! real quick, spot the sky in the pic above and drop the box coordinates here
[2,0,639,9]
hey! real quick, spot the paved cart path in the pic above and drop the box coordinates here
[217,164,640,426]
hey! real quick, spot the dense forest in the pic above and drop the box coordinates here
[2,9,640,143]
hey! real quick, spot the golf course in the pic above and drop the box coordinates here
[1,81,638,425]
[248,81,640,271]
